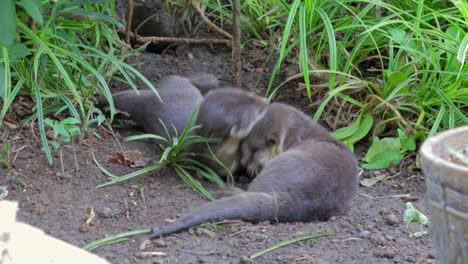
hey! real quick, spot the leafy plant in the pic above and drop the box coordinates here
[45,117,81,149]
[200,0,468,155]
[0,0,159,165]
[45,117,82,177]
[332,113,374,151]
[362,129,424,170]
[94,108,226,200]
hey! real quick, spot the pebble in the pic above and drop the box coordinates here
[0,186,8,200]
[152,259,165,264]
[369,234,387,245]
[140,239,151,251]
[385,213,399,225]
[153,238,167,247]
[79,223,90,233]
[238,256,253,264]
[101,207,113,218]
[352,228,371,238]
[374,250,396,259]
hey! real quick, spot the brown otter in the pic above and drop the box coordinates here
[192,88,269,177]
[99,73,219,140]
[149,103,359,238]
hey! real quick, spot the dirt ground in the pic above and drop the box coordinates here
[1,45,433,263]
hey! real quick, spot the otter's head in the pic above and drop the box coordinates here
[239,103,291,176]
[240,103,327,176]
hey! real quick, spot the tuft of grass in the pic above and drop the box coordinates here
[94,107,226,200]
[196,0,468,169]
[0,0,159,165]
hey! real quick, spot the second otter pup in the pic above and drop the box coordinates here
[149,104,359,238]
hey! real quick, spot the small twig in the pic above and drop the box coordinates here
[72,141,79,177]
[124,198,129,219]
[191,2,233,40]
[59,145,65,178]
[232,0,242,87]
[125,0,134,44]
[137,34,232,46]
[119,28,232,46]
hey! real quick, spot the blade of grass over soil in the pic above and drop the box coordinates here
[94,108,226,200]
[83,228,151,251]
[249,231,335,260]
[1,0,156,164]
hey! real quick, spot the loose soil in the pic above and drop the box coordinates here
[1,45,433,263]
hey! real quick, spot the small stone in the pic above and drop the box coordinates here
[152,259,165,264]
[385,213,399,225]
[0,186,8,200]
[370,234,388,245]
[396,237,410,245]
[153,238,167,247]
[238,256,253,264]
[374,250,396,259]
[140,239,151,251]
[352,228,371,238]
[101,207,113,218]
[79,223,90,233]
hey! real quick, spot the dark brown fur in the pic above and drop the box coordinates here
[150,104,359,238]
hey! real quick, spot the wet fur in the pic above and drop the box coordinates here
[150,105,359,238]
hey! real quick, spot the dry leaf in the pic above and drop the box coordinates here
[107,152,134,166]
[360,175,387,187]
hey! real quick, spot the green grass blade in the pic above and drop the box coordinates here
[83,228,151,251]
[33,82,53,165]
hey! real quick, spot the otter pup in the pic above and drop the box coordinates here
[240,102,333,176]
[149,103,359,238]
[100,73,219,140]
[192,88,269,176]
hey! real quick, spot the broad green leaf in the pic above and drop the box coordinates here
[362,150,404,170]
[388,28,407,45]
[62,117,81,125]
[18,0,43,24]
[6,43,31,60]
[386,71,409,85]
[332,114,362,140]
[0,0,16,46]
[345,114,374,143]
[364,137,401,163]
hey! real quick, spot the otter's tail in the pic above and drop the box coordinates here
[150,192,276,238]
